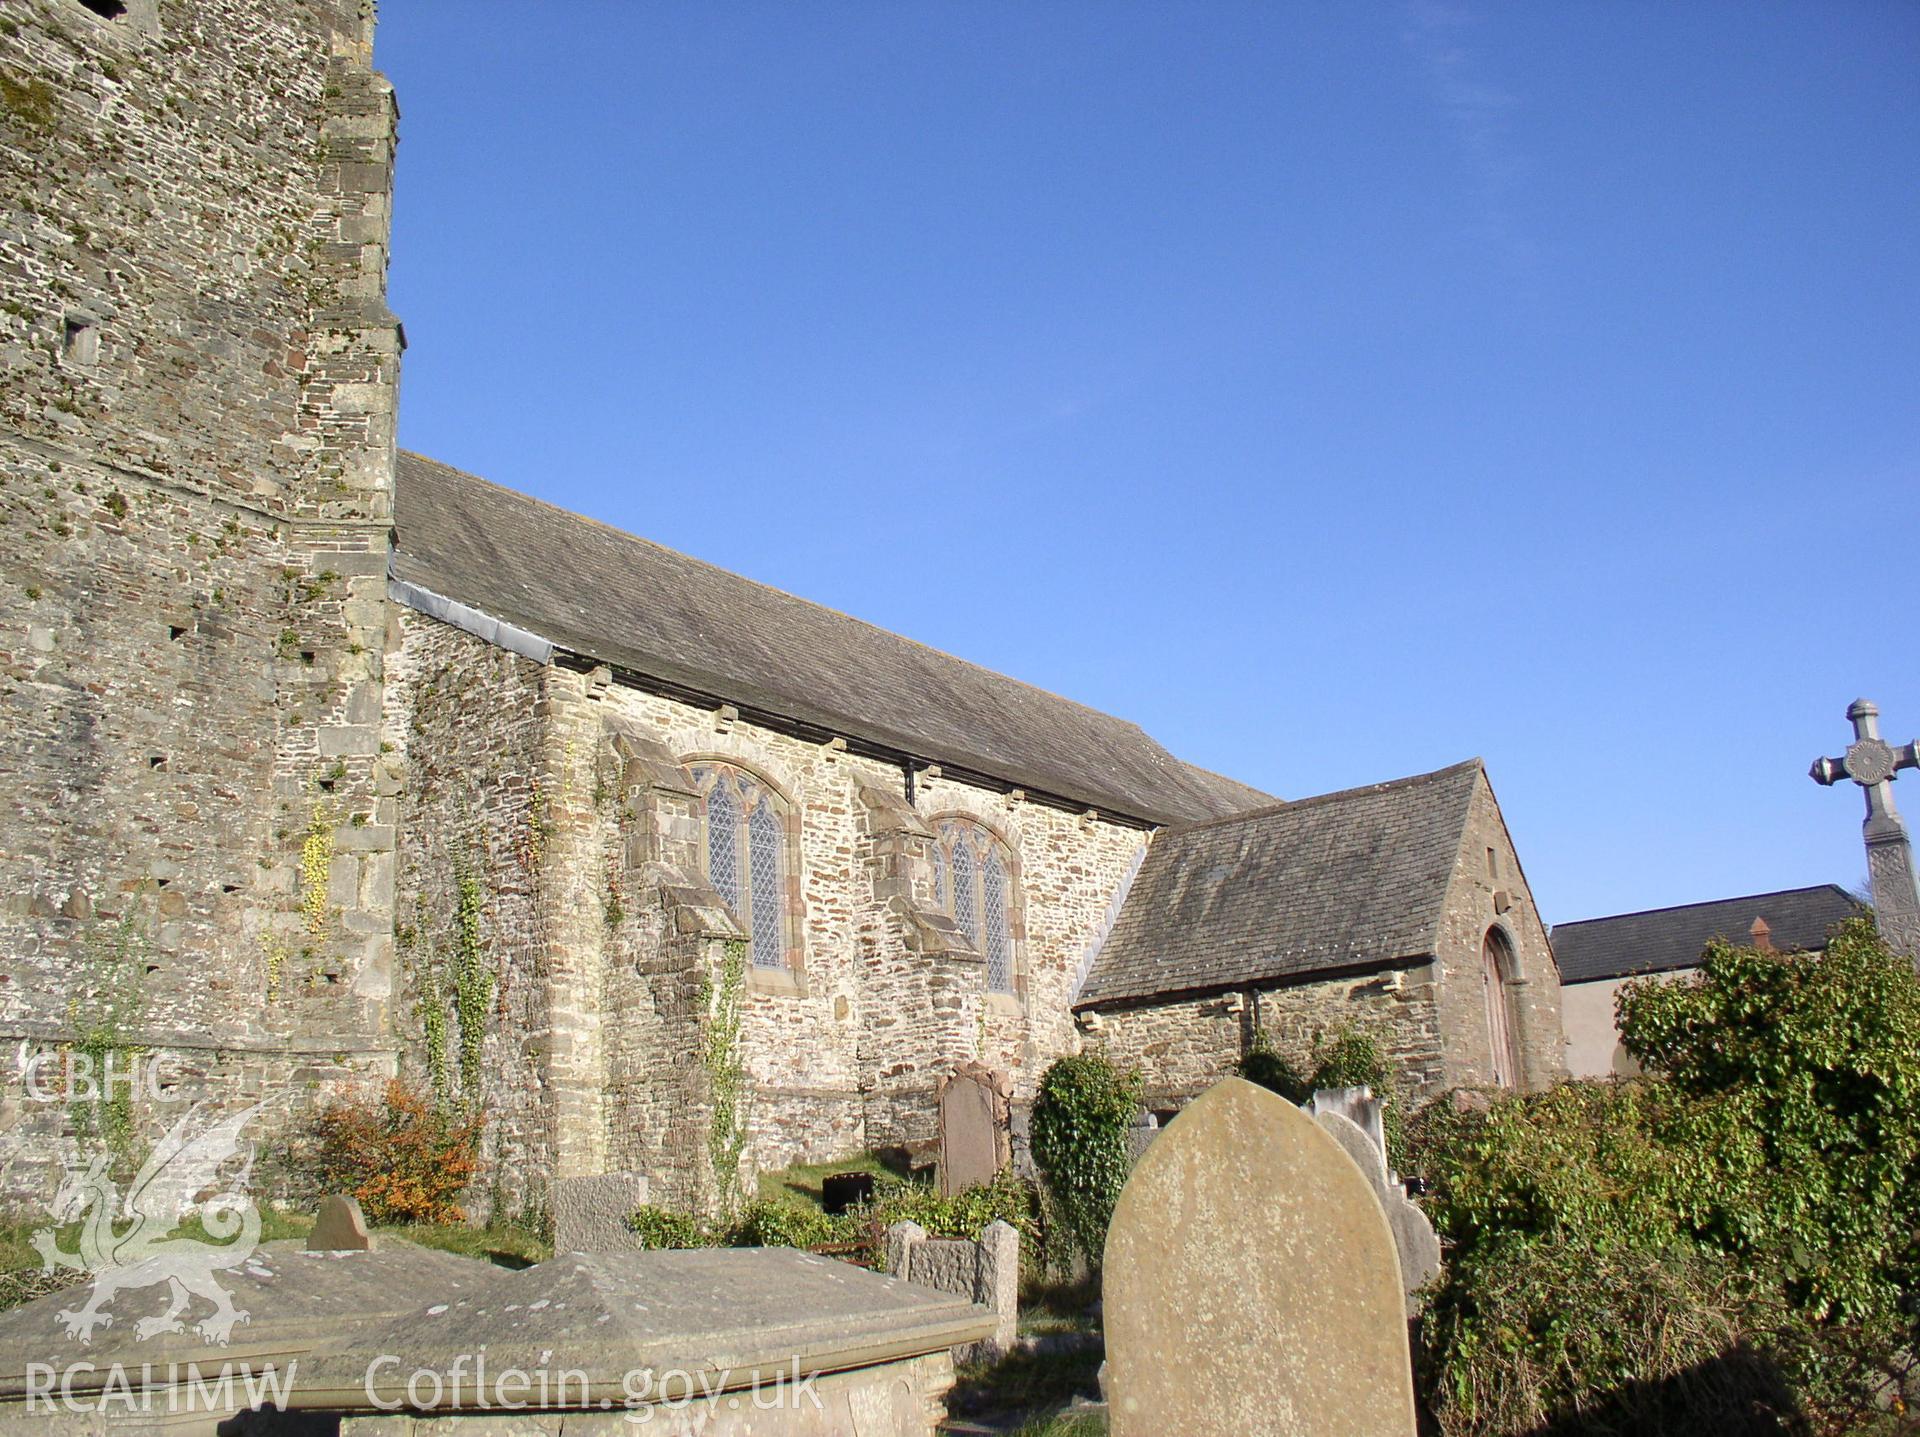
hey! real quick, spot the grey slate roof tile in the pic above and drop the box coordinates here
[1076,760,1484,1007]
[393,452,1271,825]
[1552,884,1860,984]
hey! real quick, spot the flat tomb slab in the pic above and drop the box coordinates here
[0,1245,994,1435]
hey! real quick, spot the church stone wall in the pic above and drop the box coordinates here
[1428,771,1566,1091]
[383,610,556,1223]
[1084,771,1567,1110]
[0,0,400,1199]
[380,622,1155,1212]
[1087,965,1445,1109]
[581,683,1149,1179]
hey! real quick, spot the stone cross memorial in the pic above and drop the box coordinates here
[1103,1077,1418,1437]
[1810,698,1920,957]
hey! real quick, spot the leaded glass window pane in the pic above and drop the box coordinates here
[931,845,949,912]
[983,853,1011,992]
[748,797,784,969]
[706,773,740,912]
[951,838,979,949]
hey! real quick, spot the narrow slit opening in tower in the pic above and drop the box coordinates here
[78,0,129,17]
[62,317,99,366]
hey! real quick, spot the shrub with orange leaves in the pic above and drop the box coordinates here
[301,1081,480,1225]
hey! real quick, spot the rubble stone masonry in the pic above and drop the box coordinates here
[382,611,1150,1212]
[0,0,400,1197]
[0,0,1565,1217]
[1087,767,1564,1108]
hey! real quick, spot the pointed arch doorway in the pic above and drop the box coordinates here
[1482,927,1521,1088]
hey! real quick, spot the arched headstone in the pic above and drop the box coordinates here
[1103,1077,1417,1436]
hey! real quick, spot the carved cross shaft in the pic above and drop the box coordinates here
[1810,699,1920,957]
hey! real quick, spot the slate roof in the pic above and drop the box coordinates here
[1551,884,1861,984]
[392,453,1272,825]
[1075,760,1485,1007]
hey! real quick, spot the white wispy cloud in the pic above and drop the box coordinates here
[1400,1,1536,268]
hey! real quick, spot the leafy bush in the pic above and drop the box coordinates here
[299,1081,480,1225]
[626,1204,718,1250]
[1618,918,1920,1333]
[1409,917,1920,1435]
[1030,1053,1141,1271]
[1238,1026,1405,1169]
[731,1198,846,1250]
[624,1170,1044,1270]
[869,1169,1040,1250]
[1235,1043,1309,1102]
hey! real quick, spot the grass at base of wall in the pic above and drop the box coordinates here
[1016,1275,1099,1336]
[755,1150,912,1209]
[382,1220,549,1267]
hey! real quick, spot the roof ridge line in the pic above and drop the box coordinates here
[1552,883,1856,931]
[1157,758,1484,837]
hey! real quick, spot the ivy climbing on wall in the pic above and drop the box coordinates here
[451,863,492,1108]
[699,938,749,1215]
[64,902,153,1173]
[400,900,452,1110]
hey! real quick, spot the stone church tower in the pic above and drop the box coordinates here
[0,0,1563,1218]
[0,0,402,1193]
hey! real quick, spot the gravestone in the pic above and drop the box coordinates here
[937,1061,1011,1196]
[552,1170,650,1254]
[1103,1077,1417,1437]
[1306,1088,1441,1316]
[1126,1109,1160,1166]
[0,1243,995,1434]
[1809,698,1920,957]
[307,1192,375,1252]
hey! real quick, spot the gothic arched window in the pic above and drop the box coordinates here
[934,818,1017,995]
[688,762,791,971]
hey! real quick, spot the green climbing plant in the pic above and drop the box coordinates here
[64,902,152,1171]
[401,903,452,1110]
[699,939,750,1215]
[451,864,492,1108]
[300,802,334,937]
[1030,1052,1142,1272]
[262,932,289,1004]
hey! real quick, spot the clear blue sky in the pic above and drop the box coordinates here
[376,3,1919,927]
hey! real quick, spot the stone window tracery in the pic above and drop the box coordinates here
[933,818,1018,995]
[688,762,791,971]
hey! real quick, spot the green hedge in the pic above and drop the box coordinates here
[1408,917,1920,1436]
[1237,1026,1406,1170]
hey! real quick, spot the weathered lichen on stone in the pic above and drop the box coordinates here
[300,802,334,937]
